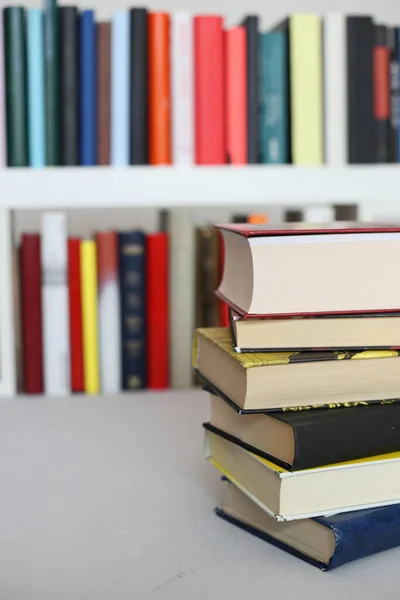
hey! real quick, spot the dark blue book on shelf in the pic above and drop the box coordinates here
[217,481,400,571]
[79,10,97,165]
[118,231,146,390]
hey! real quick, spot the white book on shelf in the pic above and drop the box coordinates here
[303,205,335,223]
[0,209,16,396]
[324,13,347,166]
[41,212,70,396]
[171,11,194,165]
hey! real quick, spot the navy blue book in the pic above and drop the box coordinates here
[217,481,400,571]
[118,231,146,390]
[79,10,97,165]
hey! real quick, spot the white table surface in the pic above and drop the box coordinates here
[0,389,398,599]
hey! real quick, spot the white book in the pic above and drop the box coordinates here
[0,209,16,396]
[41,212,70,396]
[324,14,347,165]
[171,11,194,165]
[304,205,335,223]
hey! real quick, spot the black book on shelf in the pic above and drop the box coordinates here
[388,26,400,162]
[130,8,148,165]
[240,15,259,164]
[59,6,79,166]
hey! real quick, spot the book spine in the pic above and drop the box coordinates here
[260,32,288,164]
[27,9,46,168]
[68,238,84,392]
[389,27,400,163]
[0,15,6,166]
[148,12,171,165]
[41,212,70,396]
[4,7,28,167]
[96,232,121,394]
[241,16,259,164]
[324,14,347,166]
[0,209,16,396]
[194,16,225,164]
[374,25,390,163]
[12,246,22,391]
[130,8,148,165]
[289,14,323,165]
[146,233,169,389]
[80,240,100,395]
[20,234,43,394]
[347,16,375,163]
[80,10,96,166]
[44,0,59,166]
[225,27,247,165]
[119,231,146,390]
[171,11,194,165]
[111,11,130,166]
[59,6,79,166]
[97,22,111,165]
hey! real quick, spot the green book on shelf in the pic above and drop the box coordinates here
[4,7,29,167]
[44,0,59,165]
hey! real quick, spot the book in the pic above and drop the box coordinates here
[44,0,59,165]
[27,8,46,168]
[388,27,400,162]
[171,11,194,165]
[216,481,400,570]
[20,234,43,394]
[240,16,259,164]
[4,6,28,167]
[0,14,6,166]
[195,226,220,329]
[111,11,130,166]
[41,212,70,396]
[68,238,84,392]
[225,27,247,165]
[194,16,225,164]
[79,10,96,166]
[96,231,121,394]
[119,231,146,390]
[217,223,400,317]
[193,327,400,411]
[96,21,111,165]
[0,210,16,396]
[146,232,169,389]
[80,240,100,395]
[206,428,400,520]
[129,8,148,165]
[374,25,390,163]
[59,6,79,166]
[231,312,400,351]
[206,390,400,471]
[12,247,22,392]
[148,12,171,165]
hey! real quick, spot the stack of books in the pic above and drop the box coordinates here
[193,222,400,570]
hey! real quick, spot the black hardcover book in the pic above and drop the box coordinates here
[118,231,146,390]
[130,8,148,165]
[347,16,375,163]
[389,27,400,162]
[240,16,259,164]
[59,6,79,165]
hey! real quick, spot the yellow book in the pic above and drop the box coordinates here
[80,240,100,394]
[289,14,323,165]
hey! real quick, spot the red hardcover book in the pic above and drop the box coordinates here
[146,232,169,389]
[68,238,84,392]
[194,16,225,164]
[20,234,43,394]
[225,27,247,164]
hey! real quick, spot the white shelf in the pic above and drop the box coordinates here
[1,165,400,219]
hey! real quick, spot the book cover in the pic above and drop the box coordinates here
[27,8,46,168]
[111,11,130,166]
[0,15,6,166]
[130,8,148,165]
[80,10,96,166]
[4,7,28,167]
[96,232,121,394]
[374,25,390,163]
[217,222,400,237]
[80,240,100,395]
[68,238,84,392]
[59,6,79,166]
[97,21,111,165]
[240,16,259,164]
[119,231,146,391]
[44,0,59,165]
[225,27,247,164]
[148,12,171,165]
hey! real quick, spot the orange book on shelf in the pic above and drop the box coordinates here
[248,214,269,224]
[148,12,171,164]
[225,27,247,164]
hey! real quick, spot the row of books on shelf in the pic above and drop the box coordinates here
[196,222,400,570]
[0,5,397,168]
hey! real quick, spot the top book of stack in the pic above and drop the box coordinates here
[216,223,400,318]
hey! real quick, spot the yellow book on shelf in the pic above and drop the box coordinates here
[80,240,100,394]
[289,14,323,165]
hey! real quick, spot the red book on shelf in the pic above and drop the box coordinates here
[68,238,84,392]
[20,234,43,394]
[146,232,169,389]
[373,26,390,162]
[194,16,225,164]
[225,27,247,164]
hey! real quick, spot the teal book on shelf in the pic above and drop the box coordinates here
[259,31,288,164]
[27,8,46,168]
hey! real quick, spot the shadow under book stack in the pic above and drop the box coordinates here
[194,222,400,570]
